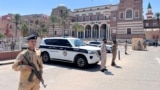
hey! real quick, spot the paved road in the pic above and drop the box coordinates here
[0,46,160,90]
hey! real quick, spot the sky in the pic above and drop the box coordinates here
[0,0,159,18]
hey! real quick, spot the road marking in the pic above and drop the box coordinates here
[155,57,160,64]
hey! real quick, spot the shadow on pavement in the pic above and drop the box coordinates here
[103,70,114,76]
[44,61,101,72]
[125,53,130,55]
[134,50,149,52]
[113,65,122,69]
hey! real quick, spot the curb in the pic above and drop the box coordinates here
[0,60,14,65]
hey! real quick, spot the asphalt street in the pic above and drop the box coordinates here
[0,46,160,90]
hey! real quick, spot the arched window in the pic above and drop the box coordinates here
[126,9,132,19]
[96,15,100,21]
[90,15,93,21]
[82,16,85,21]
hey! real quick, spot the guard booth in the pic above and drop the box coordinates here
[132,38,144,50]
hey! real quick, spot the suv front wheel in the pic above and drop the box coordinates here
[42,52,50,63]
[75,56,88,68]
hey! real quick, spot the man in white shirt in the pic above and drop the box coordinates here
[100,38,107,72]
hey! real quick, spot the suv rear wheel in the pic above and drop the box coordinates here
[42,52,50,63]
[75,56,88,68]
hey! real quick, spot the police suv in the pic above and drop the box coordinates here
[39,37,101,68]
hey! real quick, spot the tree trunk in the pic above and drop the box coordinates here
[53,28,54,37]
[52,24,54,37]
[15,24,18,39]
[63,22,65,36]
[77,30,78,38]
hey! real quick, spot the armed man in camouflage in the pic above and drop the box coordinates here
[12,34,43,90]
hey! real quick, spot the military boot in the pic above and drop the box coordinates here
[111,62,116,66]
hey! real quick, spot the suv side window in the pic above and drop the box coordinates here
[44,39,58,45]
[44,39,53,45]
[56,39,72,47]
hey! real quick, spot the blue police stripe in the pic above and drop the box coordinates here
[39,45,88,53]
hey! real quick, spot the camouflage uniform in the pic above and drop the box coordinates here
[143,41,147,50]
[12,49,43,90]
[111,41,118,66]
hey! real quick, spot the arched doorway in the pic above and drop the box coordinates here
[85,25,91,38]
[100,24,107,39]
[78,31,84,38]
[92,24,99,39]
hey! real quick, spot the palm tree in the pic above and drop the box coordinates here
[0,33,4,38]
[14,14,21,38]
[34,19,40,35]
[21,22,29,37]
[59,11,69,36]
[40,23,48,36]
[41,27,48,36]
[50,16,58,36]
[35,19,39,29]
[72,22,84,38]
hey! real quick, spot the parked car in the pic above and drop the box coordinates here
[87,41,101,46]
[39,37,101,68]
[87,41,112,53]
[145,40,154,46]
[97,44,112,53]
[158,41,160,46]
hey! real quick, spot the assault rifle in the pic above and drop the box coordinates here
[23,54,47,88]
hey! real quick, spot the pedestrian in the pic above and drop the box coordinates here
[1,41,5,51]
[155,38,158,47]
[143,40,147,50]
[10,41,15,51]
[124,40,128,55]
[111,40,118,66]
[100,38,107,72]
[12,34,44,90]
[138,41,142,50]
[0,41,3,52]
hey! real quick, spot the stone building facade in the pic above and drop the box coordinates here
[50,5,73,36]
[0,14,49,38]
[50,0,144,41]
[21,14,49,36]
[72,4,116,40]
[110,0,144,41]
[143,2,160,41]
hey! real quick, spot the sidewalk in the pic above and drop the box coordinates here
[0,59,14,65]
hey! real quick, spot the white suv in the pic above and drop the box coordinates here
[39,37,101,68]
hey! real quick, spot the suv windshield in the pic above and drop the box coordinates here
[69,39,85,47]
